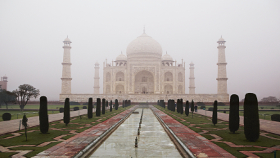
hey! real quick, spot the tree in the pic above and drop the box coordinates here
[96,98,101,116]
[102,99,105,114]
[12,84,40,111]
[87,98,93,119]
[64,98,70,126]
[0,90,16,109]
[185,101,189,116]
[22,114,28,141]
[229,94,239,133]
[110,100,112,112]
[212,100,217,125]
[115,99,119,110]
[191,100,194,118]
[260,96,279,102]
[244,93,260,142]
[39,96,49,134]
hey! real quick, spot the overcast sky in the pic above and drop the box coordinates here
[0,0,279,101]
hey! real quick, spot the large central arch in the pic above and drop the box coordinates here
[134,70,154,94]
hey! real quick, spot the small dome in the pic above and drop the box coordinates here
[162,52,173,61]
[126,33,162,57]
[116,53,127,61]
[64,36,71,42]
[190,62,194,65]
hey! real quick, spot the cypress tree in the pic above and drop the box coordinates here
[172,100,175,112]
[244,93,260,142]
[102,99,105,114]
[180,99,183,114]
[96,98,101,116]
[106,100,108,107]
[115,99,119,110]
[191,100,194,118]
[123,100,125,108]
[110,100,112,112]
[64,98,70,126]
[229,94,239,133]
[185,101,189,116]
[212,100,217,125]
[177,99,180,113]
[87,98,93,119]
[39,96,49,134]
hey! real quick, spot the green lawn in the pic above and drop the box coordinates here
[204,105,280,110]
[155,105,280,158]
[0,104,88,110]
[0,110,60,121]
[0,105,134,158]
[217,110,280,121]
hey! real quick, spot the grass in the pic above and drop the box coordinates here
[0,105,134,158]
[204,105,280,110]
[0,104,88,110]
[218,110,280,121]
[0,110,60,122]
[155,105,280,158]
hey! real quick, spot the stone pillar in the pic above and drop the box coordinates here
[94,62,100,94]
[217,36,228,94]
[61,37,72,94]
[189,62,195,94]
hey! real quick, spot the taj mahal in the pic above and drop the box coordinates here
[60,30,229,102]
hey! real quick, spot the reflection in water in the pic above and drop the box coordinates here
[89,108,183,158]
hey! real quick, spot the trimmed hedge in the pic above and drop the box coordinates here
[229,94,239,133]
[63,98,70,126]
[2,113,11,121]
[271,114,280,122]
[244,93,260,142]
[39,96,49,134]
[87,98,93,119]
[212,100,217,125]
[96,98,101,116]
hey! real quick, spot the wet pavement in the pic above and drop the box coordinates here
[90,108,183,158]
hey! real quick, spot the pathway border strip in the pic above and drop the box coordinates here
[151,106,235,158]
[33,106,137,158]
[151,106,195,158]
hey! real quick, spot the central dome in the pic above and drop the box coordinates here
[126,33,162,57]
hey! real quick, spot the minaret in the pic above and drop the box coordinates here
[189,62,195,94]
[0,76,8,90]
[217,36,228,94]
[94,62,100,94]
[61,36,72,94]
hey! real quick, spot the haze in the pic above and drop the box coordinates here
[0,0,279,101]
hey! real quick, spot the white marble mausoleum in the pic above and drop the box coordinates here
[60,31,229,102]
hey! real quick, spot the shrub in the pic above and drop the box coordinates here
[218,102,226,106]
[83,106,87,109]
[271,108,274,109]
[70,101,80,105]
[63,98,70,126]
[191,100,194,113]
[244,93,260,142]
[73,107,79,111]
[197,102,205,106]
[212,100,217,125]
[39,96,49,134]
[261,107,264,109]
[87,98,93,119]
[59,108,64,113]
[185,101,189,116]
[271,114,280,122]
[106,100,108,107]
[96,98,101,116]
[229,94,239,133]
[2,113,11,121]
[208,107,213,111]
[200,105,206,109]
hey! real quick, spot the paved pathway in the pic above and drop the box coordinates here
[34,106,137,158]
[151,106,234,158]
[196,109,280,135]
[0,108,98,135]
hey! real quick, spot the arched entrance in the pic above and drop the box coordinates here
[134,70,154,94]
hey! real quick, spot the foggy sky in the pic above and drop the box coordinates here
[0,0,279,101]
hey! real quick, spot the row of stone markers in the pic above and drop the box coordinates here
[135,108,143,147]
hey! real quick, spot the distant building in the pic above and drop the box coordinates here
[59,32,229,102]
[0,76,8,90]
